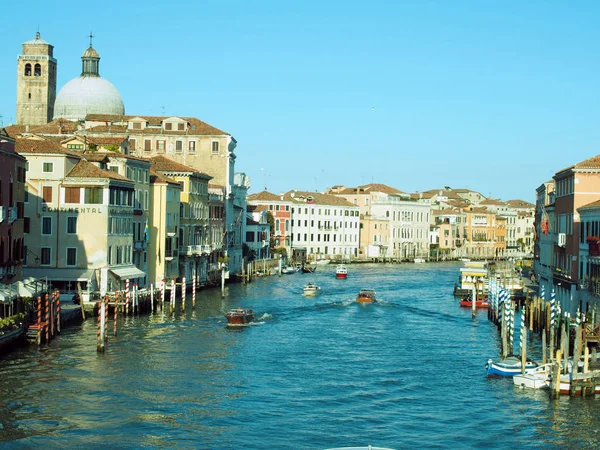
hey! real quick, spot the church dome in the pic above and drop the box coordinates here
[53,76,125,121]
[53,42,124,121]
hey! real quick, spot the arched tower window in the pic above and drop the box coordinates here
[24,64,31,76]
[34,64,41,76]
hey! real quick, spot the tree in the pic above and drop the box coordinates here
[266,211,276,248]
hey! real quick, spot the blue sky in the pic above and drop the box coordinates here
[2,0,599,202]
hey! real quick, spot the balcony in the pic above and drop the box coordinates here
[7,207,17,223]
[179,245,201,256]
[166,226,177,236]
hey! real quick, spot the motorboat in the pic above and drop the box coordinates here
[356,289,376,303]
[282,265,298,274]
[225,308,255,326]
[485,356,538,377]
[310,259,331,266]
[414,258,426,263]
[335,264,348,279]
[459,294,489,309]
[513,363,554,389]
[303,282,321,296]
[301,266,316,273]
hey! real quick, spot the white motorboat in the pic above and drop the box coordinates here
[302,282,321,296]
[282,265,298,274]
[513,363,554,389]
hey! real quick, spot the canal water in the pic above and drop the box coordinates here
[1,263,600,449]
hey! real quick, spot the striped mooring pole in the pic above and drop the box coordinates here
[192,276,196,309]
[182,277,186,310]
[125,279,130,315]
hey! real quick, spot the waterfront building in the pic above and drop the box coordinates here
[534,181,556,302]
[247,190,293,255]
[80,148,151,288]
[576,200,600,312]
[80,114,244,275]
[246,206,271,261]
[479,198,518,258]
[148,168,182,287]
[550,155,600,314]
[431,208,467,259]
[17,136,142,299]
[0,135,26,286]
[11,34,246,279]
[418,187,475,210]
[285,190,360,261]
[150,156,211,286]
[208,184,225,283]
[463,207,504,259]
[16,33,57,126]
[327,184,402,259]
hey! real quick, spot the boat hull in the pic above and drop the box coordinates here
[459,300,489,309]
[513,374,549,389]
[225,309,255,326]
[486,357,537,377]
[335,273,347,279]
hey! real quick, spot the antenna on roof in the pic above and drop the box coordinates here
[161,106,165,116]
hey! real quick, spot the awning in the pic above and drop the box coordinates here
[23,268,95,281]
[110,266,146,279]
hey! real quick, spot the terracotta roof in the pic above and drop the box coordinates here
[84,114,230,136]
[149,167,181,186]
[149,155,210,178]
[67,160,132,182]
[432,208,462,215]
[282,190,356,207]
[15,137,78,156]
[5,119,79,138]
[85,136,127,146]
[468,207,491,214]
[246,217,260,226]
[84,151,149,163]
[248,190,283,201]
[480,199,506,206]
[332,183,403,195]
[84,125,128,133]
[357,183,404,194]
[506,199,534,208]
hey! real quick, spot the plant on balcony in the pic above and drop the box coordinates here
[587,236,600,243]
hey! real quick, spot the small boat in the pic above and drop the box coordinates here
[356,289,376,303]
[310,259,331,266]
[335,264,348,279]
[414,258,426,263]
[486,356,538,377]
[459,295,489,309]
[513,363,554,389]
[301,266,316,274]
[225,308,255,326]
[282,265,298,274]
[303,282,321,296]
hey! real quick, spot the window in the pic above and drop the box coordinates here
[84,187,102,204]
[65,187,80,203]
[157,140,165,152]
[165,122,172,131]
[175,140,183,152]
[129,139,136,151]
[43,162,53,173]
[67,144,84,150]
[66,248,77,266]
[211,141,219,155]
[189,141,196,153]
[41,247,51,265]
[42,217,52,235]
[133,122,142,129]
[43,186,53,203]
[109,166,119,174]
[178,123,185,131]
[34,64,41,76]
[24,63,32,76]
[144,140,151,151]
[67,216,77,234]
[24,217,30,233]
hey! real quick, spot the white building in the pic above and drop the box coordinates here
[284,190,360,261]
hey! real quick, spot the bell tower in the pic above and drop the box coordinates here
[16,32,57,125]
